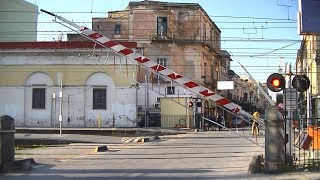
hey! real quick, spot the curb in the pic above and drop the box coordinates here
[15,127,190,136]
[121,136,160,143]
[94,145,108,152]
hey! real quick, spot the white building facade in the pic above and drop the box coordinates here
[0,41,139,127]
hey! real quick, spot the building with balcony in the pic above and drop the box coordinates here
[88,1,222,127]
[92,1,221,86]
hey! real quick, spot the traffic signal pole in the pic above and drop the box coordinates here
[265,64,301,166]
[266,62,311,166]
[285,63,294,164]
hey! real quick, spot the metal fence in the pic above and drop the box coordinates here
[292,117,320,170]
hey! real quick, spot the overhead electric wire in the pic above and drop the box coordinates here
[246,41,300,57]
[0,30,303,41]
[0,10,298,20]
[0,7,301,79]
[0,21,298,24]
[0,24,298,32]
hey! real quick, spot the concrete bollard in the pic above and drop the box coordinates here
[248,154,264,174]
[0,115,15,172]
[264,106,285,173]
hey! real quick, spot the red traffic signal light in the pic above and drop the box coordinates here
[267,73,285,92]
[188,101,194,107]
[292,75,310,92]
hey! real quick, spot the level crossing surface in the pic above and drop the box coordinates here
[5,130,269,179]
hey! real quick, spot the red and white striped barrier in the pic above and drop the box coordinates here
[41,9,254,119]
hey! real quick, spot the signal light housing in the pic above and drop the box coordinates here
[196,102,202,107]
[188,101,194,107]
[292,75,310,92]
[267,73,285,92]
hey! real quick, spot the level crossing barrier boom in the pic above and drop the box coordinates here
[40,9,264,125]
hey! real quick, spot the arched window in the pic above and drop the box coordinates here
[25,72,53,109]
[85,72,115,110]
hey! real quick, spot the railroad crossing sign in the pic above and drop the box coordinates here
[284,88,297,110]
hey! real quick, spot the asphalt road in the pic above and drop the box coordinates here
[2,131,320,179]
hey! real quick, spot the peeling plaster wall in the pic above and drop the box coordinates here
[93,10,130,40]
[0,87,25,126]
[92,3,221,90]
[57,87,86,128]
[174,10,200,40]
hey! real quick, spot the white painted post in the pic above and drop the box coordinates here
[58,72,63,136]
[59,88,63,136]
[52,92,56,128]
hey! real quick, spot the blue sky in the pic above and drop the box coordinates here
[26,0,301,84]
